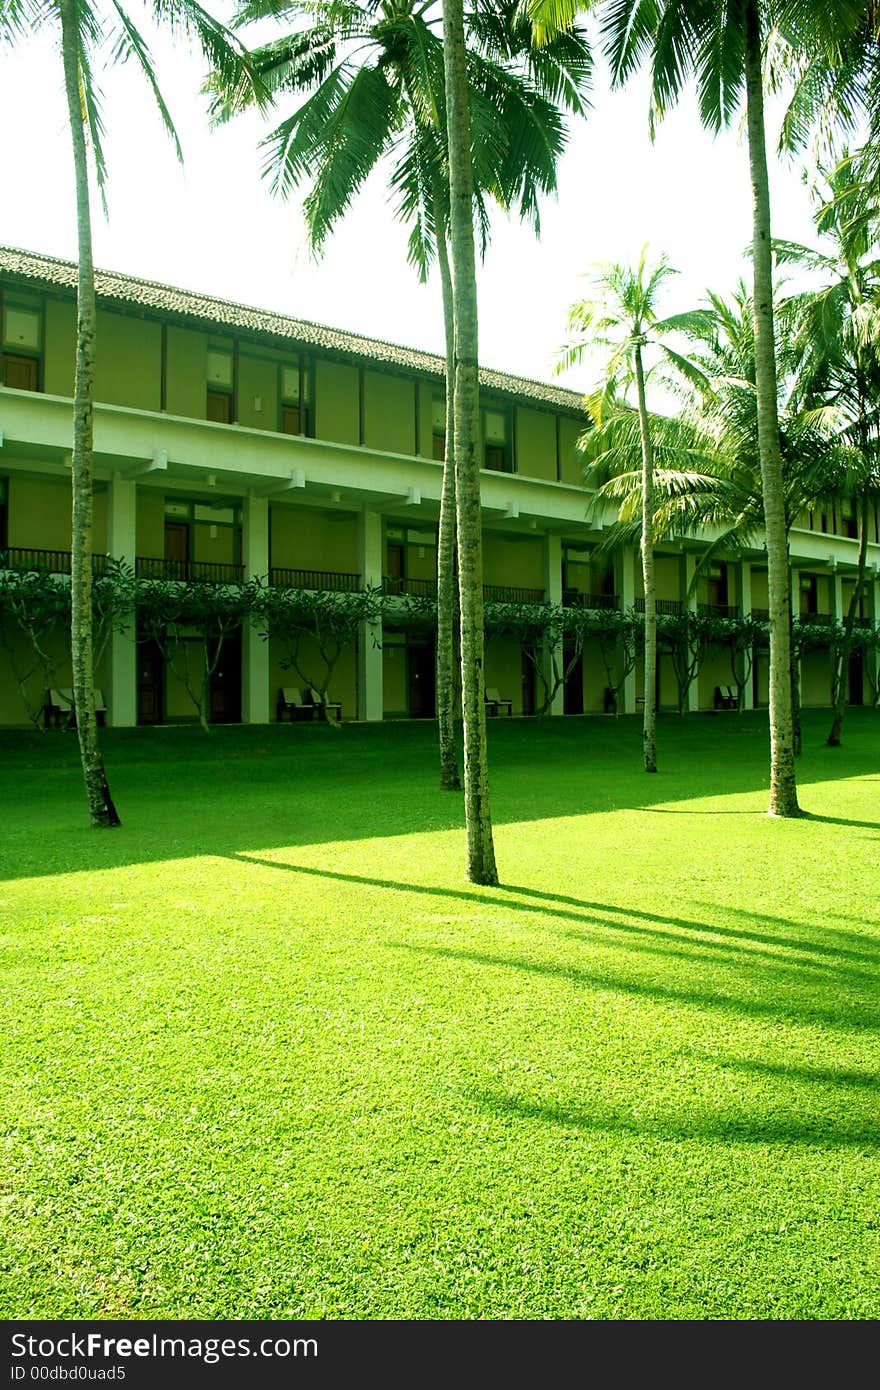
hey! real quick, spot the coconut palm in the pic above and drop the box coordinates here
[778,159,880,746]
[558,248,709,772]
[209,0,592,798]
[582,283,853,740]
[1,0,243,827]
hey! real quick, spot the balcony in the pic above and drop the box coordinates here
[136,557,245,584]
[634,597,683,616]
[563,590,620,611]
[0,546,110,576]
[269,567,362,593]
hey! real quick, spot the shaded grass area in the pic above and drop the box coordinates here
[1,710,878,1319]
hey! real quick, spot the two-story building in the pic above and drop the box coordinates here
[1,245,878,728]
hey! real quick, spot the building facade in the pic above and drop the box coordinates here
[1,245,878,729]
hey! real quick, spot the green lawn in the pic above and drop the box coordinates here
[1,710,878,1320]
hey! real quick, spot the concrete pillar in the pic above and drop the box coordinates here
[619,548,637,714]
[242,492,270,724]
[107,473,137,728]
[739,561,754,710]
[830,564,843,621]
[865,567,879,700]
[682,551,700,712]
[358,509,383,721]
[543,533,564,716]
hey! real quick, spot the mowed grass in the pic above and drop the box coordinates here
[1,709,878,1320]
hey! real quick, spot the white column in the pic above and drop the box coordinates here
[242,491,269,724]
[830,566,844,622]
[866,566,879,700]
[107,473,137,728]
[739,561,754,710]
[358,509,383,721]
[543,533,564,716]
[682,551,700,712]
[619,548,637,714]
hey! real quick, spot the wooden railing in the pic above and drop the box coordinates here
[136,557,245,584]
[482,584,545,604]
[269,567,362,593]
[0,547,110,575]
[634,597,683,615]
[382,576,437,598]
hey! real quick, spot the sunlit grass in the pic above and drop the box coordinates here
[1,711,878,1319]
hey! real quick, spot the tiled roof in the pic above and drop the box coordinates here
[0,245,587,416]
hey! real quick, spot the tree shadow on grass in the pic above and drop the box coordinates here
[232,857,880,1030]
[641,807,880,832]
[473,1086,880,1152]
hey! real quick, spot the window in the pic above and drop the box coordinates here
[707,563,728,607]
[800,573,818,615]
[279,360,312,437]
[431,396,446,460]
[483,407,512,472]
[2,303,41,392]
[206,347,233,423]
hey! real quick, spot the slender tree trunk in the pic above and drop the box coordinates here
[60,0,120,828]
[442,0,498,885]
[827,489,870,746]
[435,213,462,791]
[633,344,658,772]
[744,0,799,816]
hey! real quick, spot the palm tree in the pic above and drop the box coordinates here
[558,248,708,772]
[1,0,242,827]
[582,283,852,738]
[209,0,591,797]
[778,160,880,746]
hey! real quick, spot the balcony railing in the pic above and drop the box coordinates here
[797,611,834,625]
[634,597,683,616]
[563,590,620,611]
[698,603,741,619]
[1,547,109,575]
[136,557,245,584]
[269,566,362,593]
[483,584,545,604]
[382,576,438,598]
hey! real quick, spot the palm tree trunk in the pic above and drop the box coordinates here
[744,0,799,816]
[827,488,870,746]
[442,0,498,885]
[435,213,462,791]
[60,0,121,828]
[633,344,658,772]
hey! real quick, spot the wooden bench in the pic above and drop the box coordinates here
[485,687,513,717]
[714,684,738,711]
[45,688,106,729]
[277,687,315,722]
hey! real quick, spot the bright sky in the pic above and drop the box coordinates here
[0,4,823,396]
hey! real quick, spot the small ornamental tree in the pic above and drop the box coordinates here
[0,571,71,727]
[253,583,382,724]
[137,579,252,732]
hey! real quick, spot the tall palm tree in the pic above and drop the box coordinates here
[209,0,592,796]
[778,160,880,746]
[1,0,242,827]
[558,248,708,772]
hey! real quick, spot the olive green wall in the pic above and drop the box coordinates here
[582,637,610,712]
[8,475,106,552]
[238,352,278,431]
[269,506,358,574]
[136,491,165,558]
[515,407,556,482]
[364,371,415,455]
[558,417,584,486]
[483,535,543,590]
[801,648,832,707]
[94,310,161,411]
[43,298,76,396]
[166,326,206,419]
[699,645,736,709]
[192,522,235,565]
[415,381,440,459]
[314,360,359,445]
[655,554,681,602]
[750,570,769,610]
[0,625,108,727]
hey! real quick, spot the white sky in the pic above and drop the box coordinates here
[0,5,822,396]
